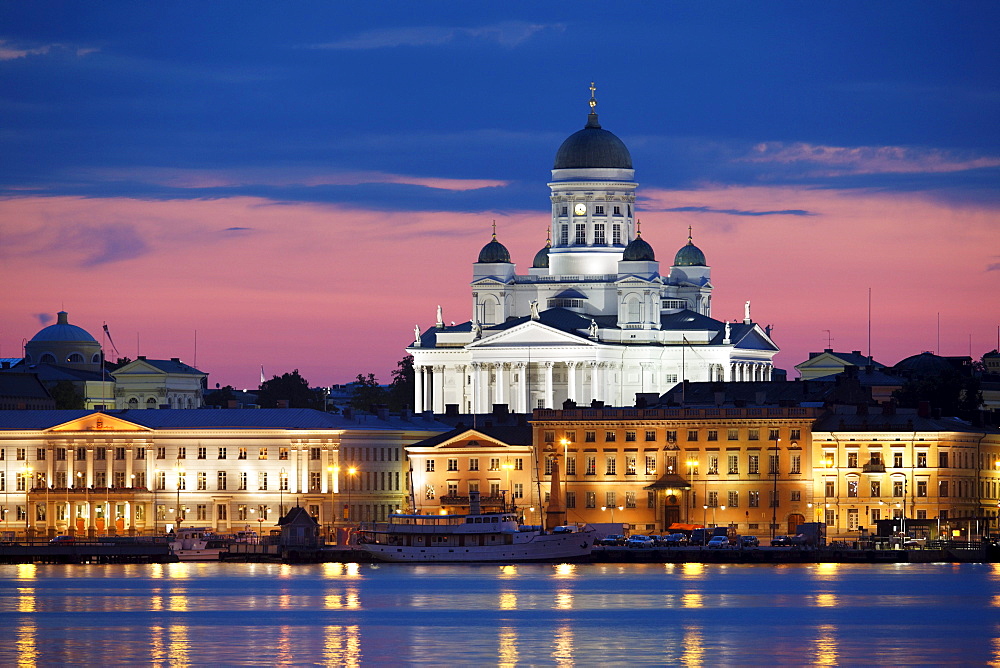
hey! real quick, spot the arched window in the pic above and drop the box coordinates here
[128,398,138,409]
[482,297,499,325]
[627,297,641,322]
[40,353,56,364]
[66,353,84,363]
[24,354,33,363]
[146,397,157,409]
[91,353,102,364]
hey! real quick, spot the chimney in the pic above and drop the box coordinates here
[492,404,509,419]
[170,357,180,363]
[137,355,146,361]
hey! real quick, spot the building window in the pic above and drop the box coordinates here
[514,458,523,471]
[769,490,779,508]
[196,505,208,522]
[728,491,739,508]
[489,458,500,471]
[707,491,719,508]
[790,490,801,501]
[939,452,949,468]
[625,491,636,509]
[238,448,247,460]
[217,471,227,491]
[114,447,126,461]
[258,448,267,460]
[586,456,596,475]
[847,452,858,468]
[258,472,268,491]
[155,471,166,491]
[176,447,186,460]
[309,471,321,491]
[825,481,835,497]
[871,508,881,523]
[279,472,289,492]
[279,448,289,461]
[197,472,207,491]
[586,491,596,508]
[560,225,569,245]
[513,483,524,500]
[176,471,186,491]
[707,456,718,475]
[239,472,247,491]
[790,454,801,474]
[727,455,739,475]
[425,460,435,473]
[585,431,596,443]
[605,457,616,475]
[748,429,760,441]
[544,431,555,443]
[749,491,759,508]
[79,447,88,461]
[594,205,605,215]
[575,223,586,245]
[217,448,227,460]
[566,456,577,475]
[871,480,881,497]
[544,457,553,476]
[625,431,636,442]
[594,223,606,245]
[195,447,205,460]
[917,480,927,497]
[468,458,479,471]
[561,205,568,216]
[748,455,759,475]
[790,429,801,441]
[645,455,656,475]
[605,431,616,442]
[939,480,949,497]
[917,452,927,468]
[768,454,779,475]
[847,480,858,497]
[768,429,780,441]
[613,206,622,216]
[892,480,903,497]
[727,429,739,441]
[643,430,656,442]
[687,430,699,442]
[605,492,616,507]
[217,505,228,521]
[447,459,458,472]
[95,448,106,461]
[870,452,883,466]
[237,505,248,521]
[136,448,146,460]
[625,456,637,475]
[707,430,719,442]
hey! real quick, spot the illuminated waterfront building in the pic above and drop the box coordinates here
[0,409,447,538]
[409,88,778,414]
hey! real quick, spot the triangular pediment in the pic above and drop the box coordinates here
[47,413,151,433]
[470,277,512,286]
[433,429,528,449]
[795,352,850,371]
[111,359,165,376]
[733,325,779,352]
[468,321,596,348]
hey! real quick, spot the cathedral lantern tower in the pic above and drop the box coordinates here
[547,83,637,277]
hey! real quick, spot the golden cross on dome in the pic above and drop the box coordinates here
[492,219,497,239]
[688,225,693,242]
[589,82,597,110]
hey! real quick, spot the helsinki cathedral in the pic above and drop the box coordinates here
[409,87,778,414]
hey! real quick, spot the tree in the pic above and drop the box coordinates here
[204,385,237,408]
[257,369,324,409]
[892,371,983,417]
[50,380,85,409]
[349,373,388,411]
[388,355,414,412]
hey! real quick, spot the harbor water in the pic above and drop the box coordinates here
[1,561,998,665]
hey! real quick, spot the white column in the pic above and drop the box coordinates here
[587,362,598,404]
[566,362,577,402]
[494,363,507,407]
[414,366,424,413]
[516,362,527,413]
[125,447,133,487]
[544,362,554,409]
[640,362,651,394]
[476,363,489,413]
[432,365,445,414]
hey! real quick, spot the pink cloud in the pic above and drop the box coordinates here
[79,166,507,191]
[743,142,1000,175]
[2,187,997,391]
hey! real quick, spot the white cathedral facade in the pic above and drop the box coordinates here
[410,91,778,413]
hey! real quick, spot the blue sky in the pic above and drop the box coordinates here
[2,2,998,387]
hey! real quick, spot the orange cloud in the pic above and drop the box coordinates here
[743,142,1000,175]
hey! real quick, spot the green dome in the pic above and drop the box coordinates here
[554,112,632,170]
[623,234,655,261]
[674,230,706,266]
[478,235,511,263]
[532,236,551,268]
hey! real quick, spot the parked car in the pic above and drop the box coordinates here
[49,535,75,544]
[626,535,655,549]
[739,535,760,548]
[664,533,689,547]
[771,535,791,546]
[647,535,666,546]
[598,534,626,547]
[707,536,729,549]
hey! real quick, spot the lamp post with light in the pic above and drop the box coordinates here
[279,467,286,518]
[345,466,358,522]
[21,465,32,537]
[152,469,159,535]
[770,437,781,542]
[174,462,184,531]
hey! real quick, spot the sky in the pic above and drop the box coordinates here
[1,2,998,390]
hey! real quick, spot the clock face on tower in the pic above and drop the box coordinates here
[574,203,587,216]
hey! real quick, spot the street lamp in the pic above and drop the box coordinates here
[501,461,514,510]
[279,467,286,518]
[326,465,338,538]
[22,465,32,536]
[771,437,781,542]
[174,462,184,531]
[560,437,570,510]
[686,458,698,522]
[345,466,358,522]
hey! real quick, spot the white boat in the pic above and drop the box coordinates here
[168,527,227,562]
[356,511,597,563]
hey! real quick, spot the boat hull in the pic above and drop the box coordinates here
[359,530,596,563]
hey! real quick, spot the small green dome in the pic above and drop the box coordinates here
[532,235,551,268]
[674,229,706,266]
[623,234,655,261]
[478,234,511,263]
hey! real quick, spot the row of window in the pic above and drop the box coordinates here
[822,450,980,469]
[825,478,977,499]
[425,457,523,473]
[681,453,802,476]
[1,445,386,463]
[690,489,800,509]
[558,204,630,217]
[544,428,802,444]
[560,223,626,246]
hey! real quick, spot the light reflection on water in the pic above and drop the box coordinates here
[1,562,999,665]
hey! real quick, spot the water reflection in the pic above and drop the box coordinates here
[814,593,838,608]
[551,624,573,666]
[553,563,576,578]
[168,624,191,667]
[16,619,37,668]
[814,562,840,580]
[813,623,839,666]
[681,625,704,665]
[498,626,518,667]
[499,592,517,609]
[323,625,361,667]
[682,593,704,608]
